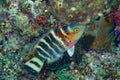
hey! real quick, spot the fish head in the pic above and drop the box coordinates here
[60,24,86,48]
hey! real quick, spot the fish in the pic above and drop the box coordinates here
[24,24,86,74]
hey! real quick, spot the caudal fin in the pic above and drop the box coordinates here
[25,57,44,74]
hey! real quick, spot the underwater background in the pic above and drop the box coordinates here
[0,0,120,80]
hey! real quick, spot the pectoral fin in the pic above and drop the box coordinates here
[67,46,75,57]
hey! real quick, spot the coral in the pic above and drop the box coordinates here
[49,0,109,24]
[109,10,120,45]
[54,68,76,80]
[45,50,120,80]
[0,52,22,80]
[73,50,120,80]
[82,16,114,51]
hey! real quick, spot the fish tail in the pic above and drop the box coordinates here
[24,56,44,74]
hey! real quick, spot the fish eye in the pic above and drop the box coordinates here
[73,28,80,33]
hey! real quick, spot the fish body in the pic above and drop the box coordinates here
[25,24,86,73]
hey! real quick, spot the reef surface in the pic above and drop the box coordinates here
[0,0,120,80]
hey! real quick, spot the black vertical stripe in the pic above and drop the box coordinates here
[24,65,38,74]
[48,33,59,44]
[36,48,51,58]
[30,60,40,67]
[38,42,56,58]
[35,53,46,62]
[48,33,64,49]
[44,36,62,54]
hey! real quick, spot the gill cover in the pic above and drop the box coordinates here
[65,24,86,57]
